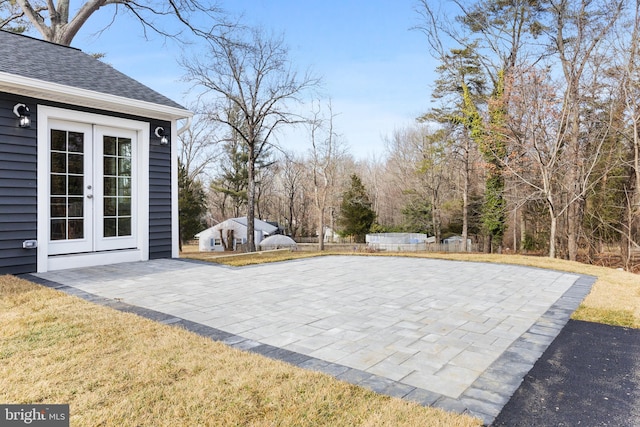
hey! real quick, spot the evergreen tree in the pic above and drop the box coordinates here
[401,195,433,234]
[210,136,249,218]
[178,161,207,249]
[338,174,376,243]
[424,45,486,251]
[480,70,507,252]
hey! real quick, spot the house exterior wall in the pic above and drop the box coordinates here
[149,143,172,259]
[0,93,38,274]
[0,91,174,274]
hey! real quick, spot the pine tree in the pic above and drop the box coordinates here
[338,174,376,243]
[178,161,207,249]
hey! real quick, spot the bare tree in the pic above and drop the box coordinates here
[277,153,307,238]
[183,27,319,251]
[178,109,222,184]
[546,0,624,260]
[358,155,396,229]
[506,67,568,258]
[4,0,229,46]
[308,100,347,250]
[1,1,29,33]
[610,0,640,268]
[627,3,640,220]
[383,125,454,241]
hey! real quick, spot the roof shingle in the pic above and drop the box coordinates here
[0,30,185,110]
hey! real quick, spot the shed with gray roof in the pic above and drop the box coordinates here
[0,30,192,274]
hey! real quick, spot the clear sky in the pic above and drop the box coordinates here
[71,1,436,159]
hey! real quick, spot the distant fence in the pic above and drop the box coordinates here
[294,239,479,253]
[295,237,353,244]
[424,242,479,253]
[368,242,479,253]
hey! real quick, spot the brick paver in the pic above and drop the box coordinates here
[31,256,595,424]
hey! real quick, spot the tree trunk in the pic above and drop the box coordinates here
[520,209,526,252]
[431,191,440,242]
[461,137,470,252]
[567,201,579,261]
[513,206,518,253]
[318,205,325,251]
[548,204,557,259]
[567,115,582,262]
[246,144,256,252]
[635,116,640,217]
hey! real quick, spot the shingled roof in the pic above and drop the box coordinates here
[0,30,189,120]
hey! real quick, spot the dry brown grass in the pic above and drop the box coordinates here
[0,275,481,426]
[181,249,640,329]
[184,248,323,266]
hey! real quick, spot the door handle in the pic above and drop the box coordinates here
[87,194,93,199]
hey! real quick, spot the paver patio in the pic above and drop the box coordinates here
[30,256,595,424]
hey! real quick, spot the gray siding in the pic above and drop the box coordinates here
[0,93,175,274]
[0,93,38,274]
[148,126,173,259]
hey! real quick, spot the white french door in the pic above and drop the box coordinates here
[94,125,137,251]
[48,120,137,255]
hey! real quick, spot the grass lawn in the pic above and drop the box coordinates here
[3,249,637,426]
[0,275,480,426]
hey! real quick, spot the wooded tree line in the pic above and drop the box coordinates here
[3,0,639,267]
[410,0,640,268]
[181,0,640,270]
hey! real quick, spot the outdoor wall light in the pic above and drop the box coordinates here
[13,103,31,128]
[154,126,169,145]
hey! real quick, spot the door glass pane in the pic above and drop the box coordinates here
[118,139,131,157]
[118,218,131,236]
[104,177,117,196]
[118,177,131,197]
[51,152,66,173]
[118,197,131,216]
[104,157,116,176]
[103,135,132,237]
[68,197,84,217]
[68,132,84,153]
[68,219,84,239]
[50,197,66,217]
[118,158,131,176]
[104,136,116,155]
[51,219,66,240]
[68,154,83,174]
[104,218,116,237]
[68,175,83,195]
[51,130,66,151]
[50,175,66,195]
[50,129,84,241]
[104,197,117,216]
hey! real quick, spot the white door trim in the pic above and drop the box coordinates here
[37,106,150,272]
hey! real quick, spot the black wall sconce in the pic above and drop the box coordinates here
[13,103,31,128]
[154,126,169,145]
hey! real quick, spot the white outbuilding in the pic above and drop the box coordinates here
[366,233,435,251]
[196,217,278,252]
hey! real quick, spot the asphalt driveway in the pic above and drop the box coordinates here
[493,319,640,426]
